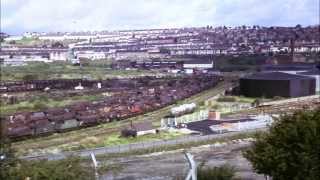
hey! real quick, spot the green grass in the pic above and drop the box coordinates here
[196,165,236,180]
[0,94,104,115]
[10,37,43,45]
[0,62,161,81]
[94,130,261,159]
[235,96,256,103]
[103,131,184,146]
[217,96,256,103]
[63,131,185,151]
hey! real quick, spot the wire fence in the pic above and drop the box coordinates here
[22,128,266,161]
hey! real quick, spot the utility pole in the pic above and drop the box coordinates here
[317,63,320,96]
[0,116,8,161]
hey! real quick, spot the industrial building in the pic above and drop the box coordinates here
[298,70,320,92]
[240,72,316,98]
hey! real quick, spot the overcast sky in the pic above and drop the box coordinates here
[1,0,319,35]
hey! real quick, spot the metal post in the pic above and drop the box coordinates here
[316,63,320,96]
[184,152,197,180]
[90,152,99,180]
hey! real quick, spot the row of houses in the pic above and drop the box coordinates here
[3,25,319,62]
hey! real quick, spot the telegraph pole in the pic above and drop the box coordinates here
[317,63,320,96]
[0,116,8,161]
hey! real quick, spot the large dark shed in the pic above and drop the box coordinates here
[240,72,316,98]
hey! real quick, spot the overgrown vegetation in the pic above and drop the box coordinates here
[197,165,236,180]
[1,156,96,180]
[95,131,259,159]
[216,96,256,103]
[1,62,160,81]
[103,131,183,146]
[65,131,184,150]
[215,55,268,72]
[244,108,320,180]
[0,122,95,180]
[217,96,237,102]
[0,93,104,116]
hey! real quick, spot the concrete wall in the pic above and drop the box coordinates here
[290,78,316,97]
[240,79,290,98]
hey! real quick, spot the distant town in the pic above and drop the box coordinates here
[0,25,319,65]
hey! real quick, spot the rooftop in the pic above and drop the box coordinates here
[183,60,213,64]
[298,70,320,75]
[242,72,315,80]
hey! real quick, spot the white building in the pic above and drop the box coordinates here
[76,51,106,60]
[50,52,68,61]
[183,60,214,69]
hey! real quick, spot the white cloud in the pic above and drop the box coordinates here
[1,0,319,34]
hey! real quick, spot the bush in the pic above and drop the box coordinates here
[175,164,236,180]
[22,74,39,81]
[33,101,48,110]
[1,156,95,180]
[217,96,237,102]
[197,165,236,180]
[121,129,137,138]
[272,96,284,101]
[244,109,320,179]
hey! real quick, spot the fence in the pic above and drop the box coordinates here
[22,127,266,161]
[161,109,209,128]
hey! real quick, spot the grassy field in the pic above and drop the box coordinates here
[0,93,104,116]
[0,62,162,81]
[73,131,185,150]
[216,95,256,103]
[3,37,81,47]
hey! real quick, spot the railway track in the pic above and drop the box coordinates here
[228,95,320,118]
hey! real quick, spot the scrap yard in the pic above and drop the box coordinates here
[1,68,319,158]
[1,75,222,139]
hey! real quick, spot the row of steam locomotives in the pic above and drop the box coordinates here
[2,75,222,139]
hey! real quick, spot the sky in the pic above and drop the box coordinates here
[1,0,319,35]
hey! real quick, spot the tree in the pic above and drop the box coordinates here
[244,109,320,180]
[51,41,64,48]
[1,156,96,180]
[22,74,39,81]
[8,40,16,44]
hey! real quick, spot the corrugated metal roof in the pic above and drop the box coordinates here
[298,70,320,75]
[242,72,315,80]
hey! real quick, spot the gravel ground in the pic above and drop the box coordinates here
[100,139,265,180]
